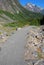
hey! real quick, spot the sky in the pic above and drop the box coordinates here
[19,0,44,8]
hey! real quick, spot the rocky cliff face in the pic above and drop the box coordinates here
[0,0,43,22]
[0,0,21,13]
[0,0,25,22]
[24,3,44,14]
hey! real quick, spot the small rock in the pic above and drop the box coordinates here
[25,26,44,65]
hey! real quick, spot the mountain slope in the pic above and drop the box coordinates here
[24,3,44,14]
[24,3,41,13]
[41,9,44,15]
[0,0,43,25]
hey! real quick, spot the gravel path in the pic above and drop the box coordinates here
[0,26,35,65]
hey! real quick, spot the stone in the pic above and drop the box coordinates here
[25,26,44,65]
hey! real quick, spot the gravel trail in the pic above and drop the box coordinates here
[0,26,34,65]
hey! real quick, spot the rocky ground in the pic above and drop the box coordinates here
[25,26,44,65]
[0,24,16,43]
[0,25,44,65]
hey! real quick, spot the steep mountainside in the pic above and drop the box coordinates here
[24,3,41,13]
[0,0,43,23]
[0,0,20,13]
[41,9,44,15]
[24,3,44,14]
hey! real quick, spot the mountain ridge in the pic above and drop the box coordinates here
[24,2,44,14]
[0,0,43,25]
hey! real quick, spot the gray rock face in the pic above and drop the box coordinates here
[0,0,19,13]
[24,3,44,14]
[24,3,41,13]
